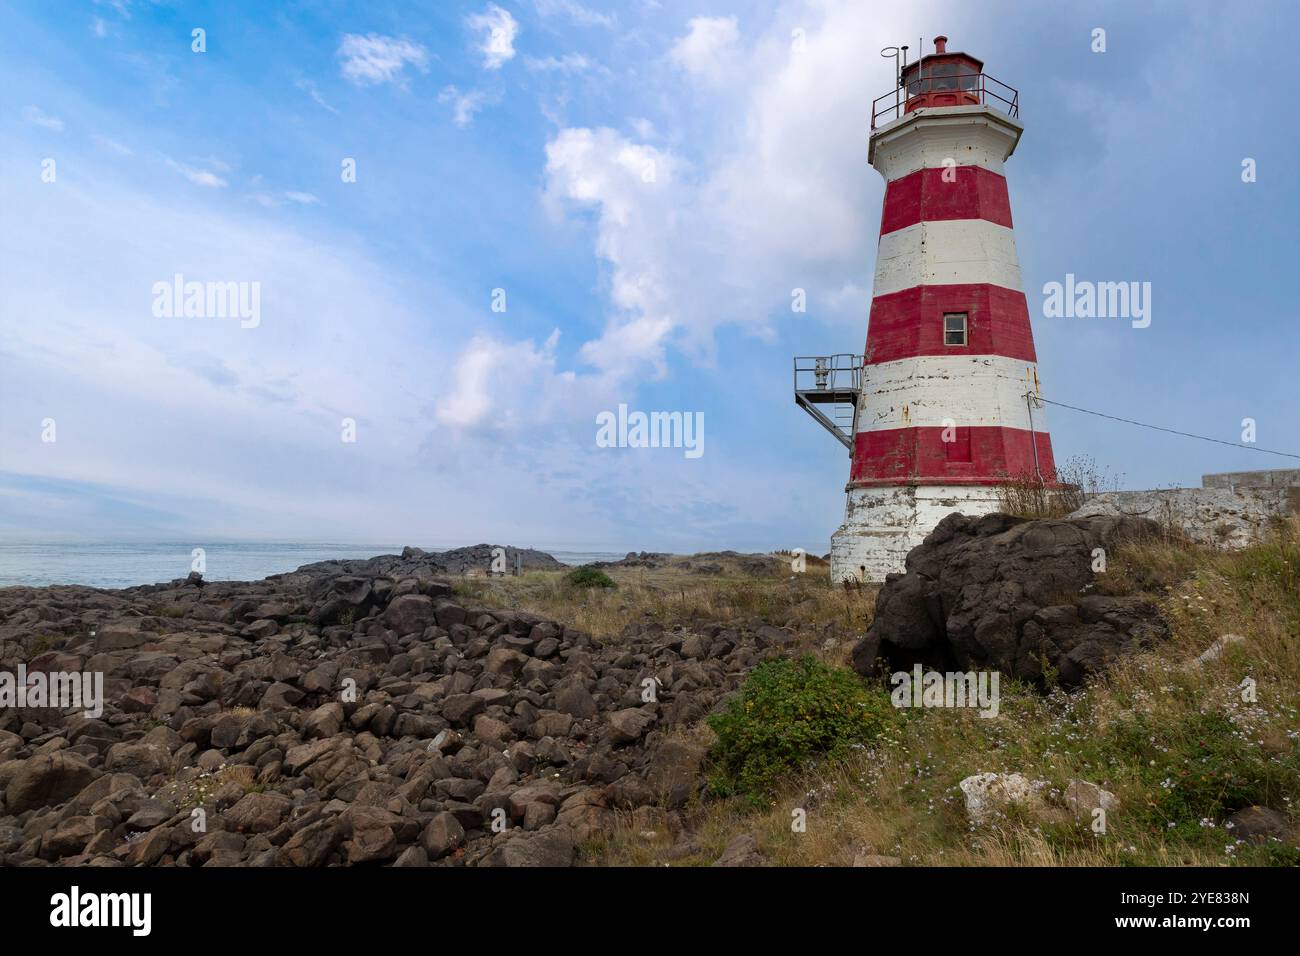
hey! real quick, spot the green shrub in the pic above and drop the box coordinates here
[564,566,616,589]
[707,655,895,799]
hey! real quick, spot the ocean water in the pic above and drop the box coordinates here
[0,542,626,590]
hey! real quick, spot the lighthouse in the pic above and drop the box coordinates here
[795,36,1056,583]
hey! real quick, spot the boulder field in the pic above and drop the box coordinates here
[0,555,797,866]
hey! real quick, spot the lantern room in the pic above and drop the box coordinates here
[900,36,983,112]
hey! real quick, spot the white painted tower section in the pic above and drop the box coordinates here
[832,483,1008,583]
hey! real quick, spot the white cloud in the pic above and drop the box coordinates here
[668,16,740,82]
[628,117,655,139]
[541,0,951,380]
[544,127,683,377]
[337,33,429,86]
[166,157,228,188]
[439,86,491,127]
[466,4,519,70]
[0,157,449,538]
[91,0,131,19]
[0,0,967,552]
[532,0,614,29]
[91,17,109,38]
[524,53,593,73]
[295,77,339,113]
[434,331,566,428]
[249,190,323,208]
[92,134,132,155]
[22,106,64,132]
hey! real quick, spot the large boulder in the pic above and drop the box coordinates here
[478,824,576,867]
[383,594,437,636]
[644,738,708,808]
[225,791,292,833]
[712,833,766,867]
[852,513,1169,687]
[5,754,101,814]
[1225,806,1291,844]
[959,772,1045,824]
[420,812,465,859]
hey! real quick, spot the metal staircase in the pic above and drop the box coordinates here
[793,354,863,452]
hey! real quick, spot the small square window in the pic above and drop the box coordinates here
[944,312,968,346]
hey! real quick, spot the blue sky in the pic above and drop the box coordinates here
[1,0,1297,553]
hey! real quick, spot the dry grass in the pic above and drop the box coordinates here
[453,558,878,649]
[996,474,1082,519]
[559,527,1300,867]
[996,454,1123,519]
[156,761,260,812]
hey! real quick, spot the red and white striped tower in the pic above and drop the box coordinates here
[831,36,1056,583]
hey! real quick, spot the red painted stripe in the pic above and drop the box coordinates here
[880,166,1013,236]
[849,426,1057,486]
[864,284,1037,364]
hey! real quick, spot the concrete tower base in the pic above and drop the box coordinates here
[830,484,1006,583]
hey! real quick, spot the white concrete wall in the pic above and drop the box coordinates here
[830,484,1006,582]
[1070,488,1298,550]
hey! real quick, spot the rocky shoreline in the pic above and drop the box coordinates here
[0,546,797,866]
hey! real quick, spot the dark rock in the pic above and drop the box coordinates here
[394,845,428,867]
[303,703,344,740]
[105,741,171,780]
[125,800,174,830]
[712,833,766,867]
[5,754,101,814]
[554,682,597,718]
[119,687,157,714]
[442,694,485,726]
[260,682,305,710]
[344,810,399,864]
[125,825,172,865]
[420,812,465,859]
[556,789,614,842]
[277,819,343,867]
[225,791,292,833]
[645,739,708,808]
[508,782,562,823]
[531,711,574,738]
[485,647,528,677]
[479,824,576,867]
[1226,806,1290,844]
[851,514,1169,687]
[608,708,656,744]
[384,594,438,636]
[41,815,107,858]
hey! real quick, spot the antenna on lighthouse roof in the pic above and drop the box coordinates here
[880,44,906,112]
